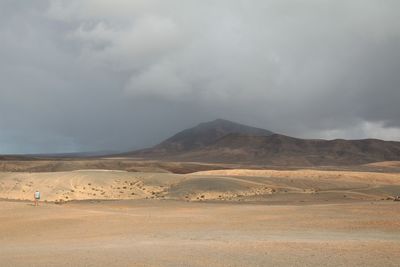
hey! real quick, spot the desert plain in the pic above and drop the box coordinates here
[0,159,399,266]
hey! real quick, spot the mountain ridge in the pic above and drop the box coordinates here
[123,119,400,166]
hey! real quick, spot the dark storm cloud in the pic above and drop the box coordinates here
[1,0,400,153]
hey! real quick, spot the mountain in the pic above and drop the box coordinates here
[175,134,400,165]
[138,119,273,154]
[125,119,400,166]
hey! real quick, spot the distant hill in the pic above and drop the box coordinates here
[0,155,37,161]
[124,119,400,166]
[136,119,273,154]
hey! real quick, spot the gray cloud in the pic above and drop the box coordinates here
[1,0,399,153]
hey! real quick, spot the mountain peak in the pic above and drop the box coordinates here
[154,119,274,152]
[197,119,272,132]
[202,118,236,125]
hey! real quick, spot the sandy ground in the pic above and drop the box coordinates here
[0,171,177,202]
[1,165,399,266]
[0,200,399,267]
[365,161,400,168]
[1,168,399,203]
[191,169,400,184]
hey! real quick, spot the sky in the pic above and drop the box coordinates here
[1,0,400,154]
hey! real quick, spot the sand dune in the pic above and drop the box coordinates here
[365,161,400,168]
[192,169,400,185]
[1,168,399,203]
[0,170,177,202]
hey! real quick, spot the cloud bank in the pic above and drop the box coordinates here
[1,0,399,153]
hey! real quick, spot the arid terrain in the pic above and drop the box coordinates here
[0,158,399,266]
[1,120,400,266]
[1,200,399,267]
[1,159,400,203]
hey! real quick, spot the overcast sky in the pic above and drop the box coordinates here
[1,0,400,154]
